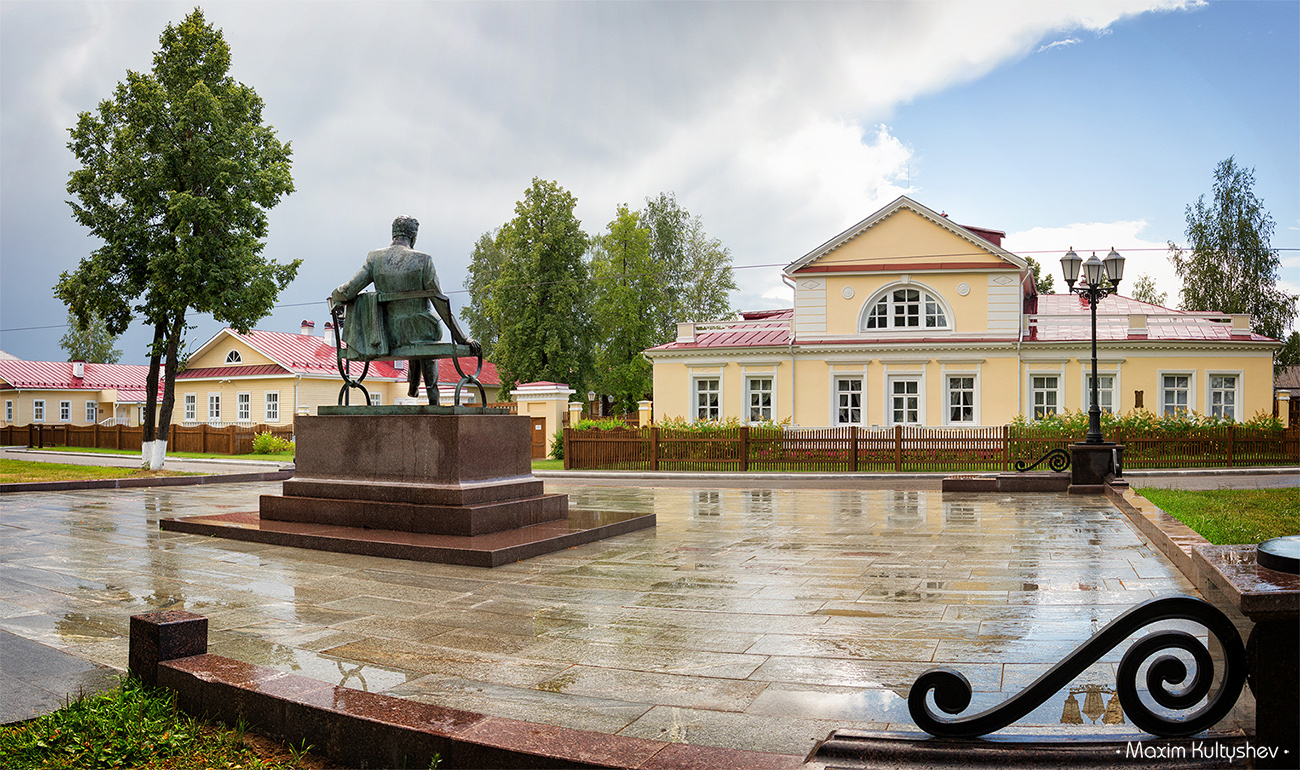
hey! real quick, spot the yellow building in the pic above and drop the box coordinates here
[646,196,1280,428]
[177,321,502,423]
[0,359,159,427]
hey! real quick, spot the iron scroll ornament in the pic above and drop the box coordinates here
[907,596,1247,739]
[1014,448,1070,472]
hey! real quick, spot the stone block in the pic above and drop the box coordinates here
[128,610,207,687]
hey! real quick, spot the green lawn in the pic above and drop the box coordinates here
[1135,487,1300,545]
[0,458,198,483]
[31,445,294,462]
[0,678,341,769]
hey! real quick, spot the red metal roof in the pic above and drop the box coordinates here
[0,361,163,402]
[196,329,502,387]
[1026,294,1275,343]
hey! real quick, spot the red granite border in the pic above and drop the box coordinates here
[157,653,803,770]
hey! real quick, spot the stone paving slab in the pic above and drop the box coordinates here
[0,630,119,724]
[0,481,1255,756]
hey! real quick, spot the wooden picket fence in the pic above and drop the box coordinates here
[563,424,1300,472]
[1,422,295,455]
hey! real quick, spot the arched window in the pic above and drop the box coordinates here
[225,350,242,364]
[860,284,951,331]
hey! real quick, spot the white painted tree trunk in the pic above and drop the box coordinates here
[149,439,167,470]
[141,440,154,468]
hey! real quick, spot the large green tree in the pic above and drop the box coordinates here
[58,309,122,364]
[640,192,736,339]
[488,178,593,395]
[56,9,297,468]
[461,229,505,360]
[1169,157,1296,352]
[591,206,656,413]
[1129,273,1167,306]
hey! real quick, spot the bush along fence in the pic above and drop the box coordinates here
[1,422,296,456]
[563,416,1299,473]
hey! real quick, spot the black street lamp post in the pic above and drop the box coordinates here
[1061,247,1125,444]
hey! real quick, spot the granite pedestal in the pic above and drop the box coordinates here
[1068,442,1124,495]
[161,408,654,566]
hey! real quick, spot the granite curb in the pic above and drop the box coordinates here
[536,467,1299,482]
[1,470,294,494]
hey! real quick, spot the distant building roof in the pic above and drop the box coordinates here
[180,327,502,387]
[1276,365,1300,394]
[0,360,161,403]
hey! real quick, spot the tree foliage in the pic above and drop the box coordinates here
[1277,331,1300,373]
[488,178,593,395]
[1023,255,1055,295]
[58,310,122,364]
[1129,273,1167,307]
[1169,157,1296,347]
[591,206,656,413]
[461,230,505,360]
[56,9,297,467]
[641,192,736,338]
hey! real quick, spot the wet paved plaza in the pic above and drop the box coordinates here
[0,481,1244,755]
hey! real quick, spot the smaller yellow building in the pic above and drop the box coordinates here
[646,196,1280,427]
[0,359,158,427]
[177,321,502,422]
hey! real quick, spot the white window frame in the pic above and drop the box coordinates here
[860,281,953,332]
[33,399,45,422]
[225,350,242,364]
[1207,371,1242,421]
[1159,371,1194,416]
[371,392,382,406]
[5,400,13,423]
[745,376,774,423]
[59,400,71,422]
[833,376,864,426]
[85,401,97,423]
[236,392,251,422]
[208,393,221,422]
[886,375,924,426]
[264,392,279,422]
[184,394,196,422]
[945,374,978,425]
[1030,375,1061,420]
[693,376,722,422]
[1081,371,1119,415]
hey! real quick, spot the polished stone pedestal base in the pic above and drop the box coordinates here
[1068,442,1124,495]
[162,412,654,566]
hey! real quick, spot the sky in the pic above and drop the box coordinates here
[1,0,1297,364]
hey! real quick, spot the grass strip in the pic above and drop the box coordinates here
[1135,487,1300,545]
[0,677,342,769]
[0,459,199,484]
[31,445,294,462]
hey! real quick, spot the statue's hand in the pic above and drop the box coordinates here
[469,339,482,359]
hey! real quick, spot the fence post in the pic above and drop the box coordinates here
[116,423,123,450]
[563,428,571,470]
[851,426,859,472]
[894,424,902,472]
[227,425,236,455]
[740,425,749,472]
[650,426,659,472]
[1003,424,1010,471]
[1227,424,1235,468]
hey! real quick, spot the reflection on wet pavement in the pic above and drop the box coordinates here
[0,482,1250,755]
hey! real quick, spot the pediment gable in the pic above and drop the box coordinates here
[785,196,1027,275]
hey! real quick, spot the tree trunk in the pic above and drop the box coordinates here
[151,310,187,470]
[141,317,166,467]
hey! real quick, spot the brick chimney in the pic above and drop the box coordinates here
[300,320,315,335]
[323,321,335,346]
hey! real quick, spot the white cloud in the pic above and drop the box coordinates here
[1036,38,1081,53]
[1004,220,1180,304]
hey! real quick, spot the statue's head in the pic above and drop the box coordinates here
[392,215,419,246]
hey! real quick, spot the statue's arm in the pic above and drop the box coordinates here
[330,258,374,308]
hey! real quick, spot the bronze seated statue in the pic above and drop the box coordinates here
[327,215,486,407]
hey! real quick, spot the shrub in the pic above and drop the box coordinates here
[550,429,565,460]
[252,431,294,454]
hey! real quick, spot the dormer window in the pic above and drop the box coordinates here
[225,350,242,364]
[861,285,951,331]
